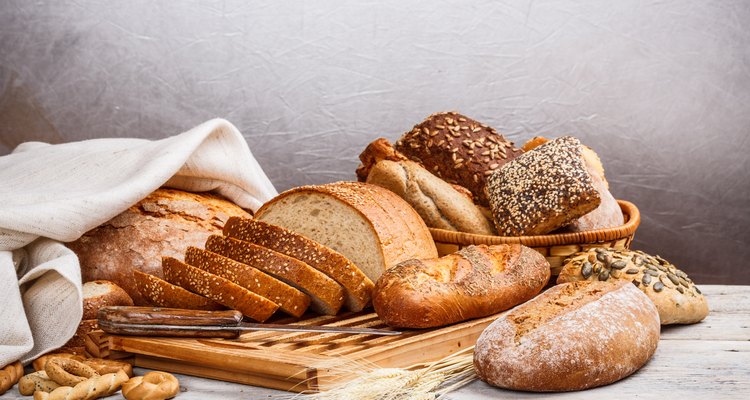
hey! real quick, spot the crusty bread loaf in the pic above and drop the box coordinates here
[557,248,709,324]
[523,136,607,188]
[162,257,279,322]
[132,270,224,311]
[373,244,549,328]
[67,188,251,305]
[205,235,345,315]
[255,182,438,283]
[82,281,133,320]
[394,112,523,206]
[184,246,310,317]
[474,280,660,392]
[486,136,601,236]
[58,319,98,355]
[222,218,372,312]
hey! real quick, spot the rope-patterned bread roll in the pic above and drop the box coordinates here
[122,371,180,400]
[33,370,129,400]
[19,371,60,395]
[0,361,24,395]
[83,359,133,377]
[33,354,86,372]
[45,358,99,386]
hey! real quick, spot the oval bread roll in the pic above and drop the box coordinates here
[474,280,660,392]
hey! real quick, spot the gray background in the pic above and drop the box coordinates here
[1,0,748,284]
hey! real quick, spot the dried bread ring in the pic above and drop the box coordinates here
[122,371,180,400]
[45,358,99,386]
[18,371,60,395]
[33,370,129,400]
[0,361,24,395]
[33,353,86,372]
[84,358,133,377]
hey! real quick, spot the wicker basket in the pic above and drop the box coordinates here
[429,200,641,275]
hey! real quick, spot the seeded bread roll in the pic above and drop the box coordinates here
[486,136,601,236]
[394,112,523,206]
[162,257,279,322]
[474,280,660,392]
[373,244,550,328]
[184,246,311,317]
[557,248,709,324]
[132,270,224,311]
[222,218,372,312]
[82,281,134,320]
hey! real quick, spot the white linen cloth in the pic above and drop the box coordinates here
[0,118,277,366]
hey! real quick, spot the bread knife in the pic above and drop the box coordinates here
[98,306,401,337]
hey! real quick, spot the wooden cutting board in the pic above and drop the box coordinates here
[86,311,497,392]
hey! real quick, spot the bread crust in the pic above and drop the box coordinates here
[474,280,660,392]
[82,281,134,320]
[373,244,550,328]
[132,270,224,311]
[67,188,250,305]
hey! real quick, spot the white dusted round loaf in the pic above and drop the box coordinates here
[474,280,660,392]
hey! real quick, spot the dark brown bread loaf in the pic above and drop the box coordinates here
[222,218,373,312]
[132,270,224,311]
[394,112,523,206]
[184,247,310,317]
[474,280,660,392]
[486,136,601,236]
[162,257,279,322]
[373,244,550,328]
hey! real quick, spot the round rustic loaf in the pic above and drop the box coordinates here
[557,248,709,324]
[82,280,133,319]
[67,188,250,305]
[474,280,660,392]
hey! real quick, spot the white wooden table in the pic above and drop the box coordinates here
[3,285,748,399]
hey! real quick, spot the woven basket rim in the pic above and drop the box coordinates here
[429,200,640,247]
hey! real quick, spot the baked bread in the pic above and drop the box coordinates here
[523,136,607,188]
[557,248,709,324]
[162,257,279,322]
[255,182,438,283]
[474,280,660,392]
[486,136,601,235]
[373,244,549,328]
[394,111,523,206]
[58,319,98,355]
[222,218,372,312]
[67,188,250,305]
[0,361,23,395]
[82,281,133,320]
[205,235,345,315]
[184,246,311,317]
[132,270,224,311]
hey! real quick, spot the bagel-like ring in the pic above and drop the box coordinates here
[84,359,133,377]
[18,371,60,395]
[122,371,180,400]
[45,358,99,386]
[33,353,85,372]
[0,361,24,395]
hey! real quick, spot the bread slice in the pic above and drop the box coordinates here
[205,235,344,315]
[255,182,438,283]
[223,218,373,312]
[82,280,134,319]
[162,257,279,322]
[184,247,310,317]
[132,270,224,311]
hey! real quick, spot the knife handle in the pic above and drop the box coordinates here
[98,306,242,338]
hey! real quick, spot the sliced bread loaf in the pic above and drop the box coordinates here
[223,218,374,312]
[205,235,345,315]
[132,270,224,311]
[255,182,438,283]
[184,247,311,317]
[82,280,134,319]
[162,257,279,322]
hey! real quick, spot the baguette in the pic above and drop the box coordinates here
[205,235,345,315]
[184,246,311,317]
[162,257,279,322]
[132,270,224,311]
[223,218,373,312]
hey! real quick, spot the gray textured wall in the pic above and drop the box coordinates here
[1,0,748,284]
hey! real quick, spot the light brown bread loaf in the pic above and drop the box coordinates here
[205,235,345,315]
[132,270,224,311]
[557,248,709,324]
[162,257,279,322]
[82,281,134,320]
[373,244,550,328]
[67,188,250,305]
[184,246,311,317]
[474,280,660,392]
[222,218,372,312]
[255,182,438,283]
